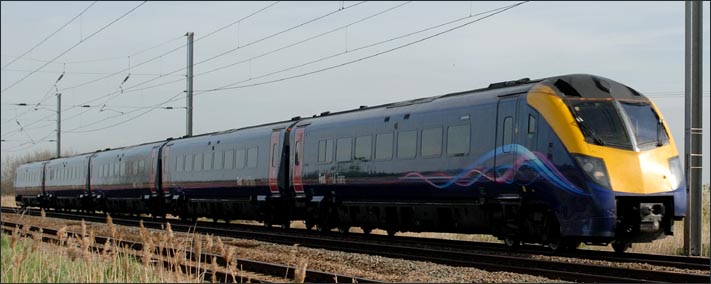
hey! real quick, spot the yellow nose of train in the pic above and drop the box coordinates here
[526,83,682,195]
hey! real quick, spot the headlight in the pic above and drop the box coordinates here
[572,154,611,189]
[668,156,683,189]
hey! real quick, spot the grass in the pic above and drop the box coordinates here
[1,195,16,208]
[0,218,206,283]
[0,230,194,283]
[2,184,708,257]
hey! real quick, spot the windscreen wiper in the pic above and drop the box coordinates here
[566,105,606,146]
[575,116,606,146]
[656,118,667,147]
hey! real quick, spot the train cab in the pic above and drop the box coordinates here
[526,74,685,252]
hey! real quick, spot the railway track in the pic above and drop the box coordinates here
[3,207,708,283]
[0,217,379,283]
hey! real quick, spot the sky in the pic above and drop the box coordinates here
[1,1,709,184]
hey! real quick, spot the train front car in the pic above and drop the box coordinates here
[526,74,686,252]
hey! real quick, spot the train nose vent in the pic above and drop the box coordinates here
[639,203,664,233]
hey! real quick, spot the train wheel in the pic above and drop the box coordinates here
[338,226,350,235]
[282,221,291,229]
[316,224,329,234]
[361,227,372,235]
[548,238,564,252]
[567,241,581,251]
[611,241,631,253]
[304,221,315,231]
[504,236,521,250]
[264,221,273,228]
[544,211,565,252]
[386,229,397,237]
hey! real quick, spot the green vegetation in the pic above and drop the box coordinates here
[0,231,194,283]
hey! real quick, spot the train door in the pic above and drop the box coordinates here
[292,127,305,197]
[150,147,159,194]
[517,100,539,185]
[495,95,520,183]
[269,131,281,196]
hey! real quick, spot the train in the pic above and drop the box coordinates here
[14,74,686,253]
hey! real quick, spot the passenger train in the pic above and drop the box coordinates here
[14,74,686,253]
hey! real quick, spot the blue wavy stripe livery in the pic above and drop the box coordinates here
[402,144,589,195]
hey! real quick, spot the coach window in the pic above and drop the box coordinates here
[271,143,279,167]
[225,150,235,169]
[528,114,536,134]
[355,135,372,161]
[204,152,213,171]
[185,155,193,172]
[138,160,145,174]
[318,140,334,163]
[397,130,417,159]
[120,162,126,176]
[247,147,258,168]
[503,117,513,153]
[176,155,184,172]
[447,125,470,156]
[215,151,223,170]
[193,153,202,172]
[336,137,352,162]
[375,133,393,160]
[236,149,246,169]
[421,127,443,157]
[318,140,326,162]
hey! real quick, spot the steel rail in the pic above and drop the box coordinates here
[3,207,708,283]
[0,219,381,283]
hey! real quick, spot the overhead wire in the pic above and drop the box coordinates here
[1,36,188,128]
[62,1,527,137]
[195,1,407,78]
[7,1,285,137]
[25,1,367,136]
[2,68,183,76]
[2,1,523,141]
[87,1,369,107]
[56,1,281,93]
[197,2,528,94]
[64,91,185,133]
[1,1,148,94]
[0,1,98,70]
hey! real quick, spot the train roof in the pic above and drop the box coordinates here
[291,77,539,125]
[18,73,638,167]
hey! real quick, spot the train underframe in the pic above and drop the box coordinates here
[14,191,677,254]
